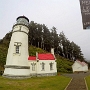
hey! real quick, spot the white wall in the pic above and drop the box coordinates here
[28,60,57,76]
[6,25,29,66]
[72,62,82,72]
[82,65,88,72]
[28,61,37,75]
[4,68,30,75]
[37,60,57,74]
[72,61,88,72]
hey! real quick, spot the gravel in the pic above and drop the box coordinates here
[63,71,90,90]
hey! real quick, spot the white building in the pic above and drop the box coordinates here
[72,60,88,73]
[3,16,30,78]
[3,16,57,79]
[28,50,57,77]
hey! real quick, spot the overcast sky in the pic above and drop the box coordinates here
[0,0,90,61]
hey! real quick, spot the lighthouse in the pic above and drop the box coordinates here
[3,16,30,79]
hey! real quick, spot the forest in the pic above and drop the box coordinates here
[28,21,84,61]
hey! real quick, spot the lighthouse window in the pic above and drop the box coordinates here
[14,42,21,54]
[16,46,19,53]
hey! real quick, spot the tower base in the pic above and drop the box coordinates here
[3,74,30,79]
[3,65,30,79]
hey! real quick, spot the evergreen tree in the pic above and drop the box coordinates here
[50,27,59,53]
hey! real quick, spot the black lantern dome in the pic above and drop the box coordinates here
[16,16,29,27]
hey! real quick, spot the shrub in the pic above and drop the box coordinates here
[0,70,4,75]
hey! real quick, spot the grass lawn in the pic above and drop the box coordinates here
[85,75,90,90]
[0,75,71,90]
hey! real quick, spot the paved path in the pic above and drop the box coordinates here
[63,72,90,90]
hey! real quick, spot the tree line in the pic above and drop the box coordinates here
[0,21,84,61]
[28,21,84,61]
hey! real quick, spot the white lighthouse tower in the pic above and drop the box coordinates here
[3,16,30,79]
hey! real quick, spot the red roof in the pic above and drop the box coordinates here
[28,56,36,60]
[76,60,87,66]
[38,53,55,60]
[28,53,55,60]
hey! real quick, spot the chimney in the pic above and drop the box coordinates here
[51,48,54,55]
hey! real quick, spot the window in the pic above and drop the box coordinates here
[16,46,19,53]
[50,62,53,70]
[14,42,21,54]
[31,63,36,71]
[41,62,45,71]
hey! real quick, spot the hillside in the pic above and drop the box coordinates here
[0,42,73,73]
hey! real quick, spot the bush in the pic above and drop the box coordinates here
[0,70,4,75]
[57,58,73,73]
